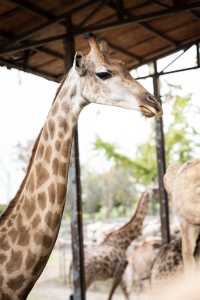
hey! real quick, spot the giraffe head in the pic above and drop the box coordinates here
[72,35,162,118]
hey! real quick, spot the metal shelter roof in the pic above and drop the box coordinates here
[1,0,200,82]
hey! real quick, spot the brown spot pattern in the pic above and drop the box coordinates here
[45,211,53,230]
[32,214,41,228]
[35,163,49,188]
[53,212,60,229]
[52,158,59,175]
[48,183,56,204]
[25,250,37,270]
[57,183,66,203]
[58,117,68,132]
[44,211,60,231]
[37,192,47,210]
[55,140,61,151]
[43,125,49,141]
[48,119,55,139]
[6,250,23,273]
[8,220,13,227]
[1,293,12,300]
[0,253,6,264]
[59,161,67,178]
[8,229,18,243]
[32,255,49,276]
[44,145,52,163]
[58,132,64,139]
[36,143,44,159]
[1,237,9,251]
[0,274,3,286]
[23,198,36,219]
[62,140,70,158]
[18,226,30,246]
[7,274,25,290]
[43,235,53,248]
[16,213,24,229]
[34,232,52,249]
[34,232,43,246]
[61,102,70,113]
[26,173,35,192]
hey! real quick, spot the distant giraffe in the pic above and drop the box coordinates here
[151,235,200,283]
[120,237,161,299]
[0,36,161,300]
[81,192,149,300]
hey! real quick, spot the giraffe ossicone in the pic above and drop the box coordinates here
[0,36,162,300]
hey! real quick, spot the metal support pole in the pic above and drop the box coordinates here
[63,19,86,300]
[153,60,170,244]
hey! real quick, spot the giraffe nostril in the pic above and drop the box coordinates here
[145,93,161,113]
[146,93,157,104]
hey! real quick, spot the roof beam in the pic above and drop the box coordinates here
[151,0,171,9]
[190,9,200,20]
[1,2,200,55]
[107,41,142,62]
[129,35,200,70]
[0,0,101,49]
[0,57,58,82]
[0,6,20,19]
[3,0,54,19]
[109,1,177,46]
[0,30,64,60]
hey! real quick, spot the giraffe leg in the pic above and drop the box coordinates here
[107,260,128,300]
[180,220,199,271]
[120,278,130,300]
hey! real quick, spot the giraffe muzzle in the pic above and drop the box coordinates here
[140,93,162,118]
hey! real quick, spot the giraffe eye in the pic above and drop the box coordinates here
[95,71,112,80]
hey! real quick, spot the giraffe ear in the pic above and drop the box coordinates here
[74,52,87,76]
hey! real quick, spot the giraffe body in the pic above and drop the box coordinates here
[120,237,161,298]
[151,235,200,283]
[84,192,149,300]
[0,36,161,299]
[164,159,200,270]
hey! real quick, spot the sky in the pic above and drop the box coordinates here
[0,46,200,203]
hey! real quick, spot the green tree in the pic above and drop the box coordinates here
[95,95,198,185]
[95,94,199,214]
[82,166,137,218]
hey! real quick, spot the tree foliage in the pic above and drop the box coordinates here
[82,166,137,218]
[95,95,199,186]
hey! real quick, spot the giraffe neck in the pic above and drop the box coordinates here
[102,193,149,251]
[0,71,86,299]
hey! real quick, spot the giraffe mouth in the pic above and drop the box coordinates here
[140,105,162,118]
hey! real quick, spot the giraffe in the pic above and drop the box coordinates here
[82,192,149,300]
[120,237,161,299]
[0,36,162,300]
[163,159,200,270]
[150,234,200,284]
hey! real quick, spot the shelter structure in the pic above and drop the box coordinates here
[0,1,200,299]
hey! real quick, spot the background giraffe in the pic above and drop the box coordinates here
[120,237,161,299]
[80,192,149,300]
[0,36,161,300]
[164,159,200,270]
